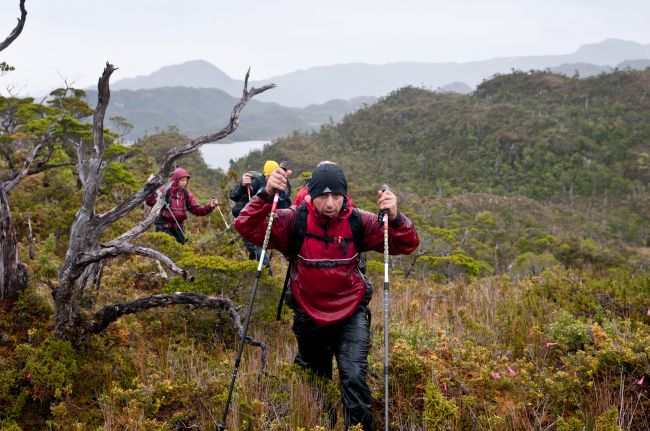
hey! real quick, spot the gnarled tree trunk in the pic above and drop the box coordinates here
[0,0,29,306]
[53,63,274,342]
[0,186,28,305]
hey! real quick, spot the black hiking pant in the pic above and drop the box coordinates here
[155,224,186,244]
[292,305,375,431]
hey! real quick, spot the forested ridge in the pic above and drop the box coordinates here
[1,67,650,430]
[237,69,650,201]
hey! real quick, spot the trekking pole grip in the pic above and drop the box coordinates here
[270,161,290,208]
[378,184,390,222]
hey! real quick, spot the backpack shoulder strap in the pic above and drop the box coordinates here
[348,208,365,253]
[349,208,368,274]
[288,202,309,259]
[183,189,191,211]
[165,187,191,211]
[163,186,171,207]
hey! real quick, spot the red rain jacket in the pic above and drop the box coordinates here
[145,167,213,228]
[235,190,419,325]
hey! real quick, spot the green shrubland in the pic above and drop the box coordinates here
[1,70,650,429]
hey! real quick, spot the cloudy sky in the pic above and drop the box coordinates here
[1,0,649,96]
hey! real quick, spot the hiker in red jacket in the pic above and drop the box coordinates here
[235,162,419,430]
[146,167,217,243]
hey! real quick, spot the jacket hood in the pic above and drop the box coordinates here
[171,167,190,186]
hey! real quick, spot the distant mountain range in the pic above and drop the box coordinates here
[86,87,375,141]
[95,39,650,142]
[111,39,650,107]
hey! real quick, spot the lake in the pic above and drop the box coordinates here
[200,140,270,171]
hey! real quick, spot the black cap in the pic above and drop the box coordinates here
[308,163,347,199]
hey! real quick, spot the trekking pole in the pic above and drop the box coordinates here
[380,183,390,431]
[275,261,291,321]
[215,203,246,258]
[218,161,289,431]
[164,198,187,243]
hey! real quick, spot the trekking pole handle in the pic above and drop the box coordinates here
[378,184,390,223]
[270,161,290,210]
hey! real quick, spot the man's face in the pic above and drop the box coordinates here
[312,192,344,218]
[178,177,189,188]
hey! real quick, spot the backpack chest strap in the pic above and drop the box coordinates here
[304,232,355,245]
[297,253,360,268]
[288,204,365,259]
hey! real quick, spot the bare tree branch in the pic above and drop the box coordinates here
[0,0,27,53]
[3,116,62,193]
[79,63,116,215]
[110,195,163,244]
[0,145,15,171]
[93,75,276,234]
[26,162,75,176]
[3,141,42,193]
[67,137,89,187]
[86,292,268,373]
[77,241,192,281]
[87,292,233,333]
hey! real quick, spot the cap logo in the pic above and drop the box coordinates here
[323,187,332,193]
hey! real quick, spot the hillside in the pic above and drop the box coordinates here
[232,69,650,263]
[234,69,650,203]
[2,68,650,430]
[84,86,376,141]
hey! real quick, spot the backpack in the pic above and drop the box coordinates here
[155,186,191,227]
[165,187,191,211]
[231,172,265,217]
[276,203,366,320]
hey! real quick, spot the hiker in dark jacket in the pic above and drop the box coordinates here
[146,167,217,243]
[235,162,419,431]
[230,160,291,269]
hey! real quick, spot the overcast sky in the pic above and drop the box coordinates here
[1,0,649,96]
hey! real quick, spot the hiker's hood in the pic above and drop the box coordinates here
[171,168,190,186]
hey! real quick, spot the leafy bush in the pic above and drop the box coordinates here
[16,338,78,402]
[548,311,591,352]
[423,382,458,430]
[512,251,562,277]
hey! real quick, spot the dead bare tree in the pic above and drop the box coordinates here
[0,1,30,304]
[0,110,68,304]
[0,0,27,72]
[0,0,26,52]
[53,63,275,344]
